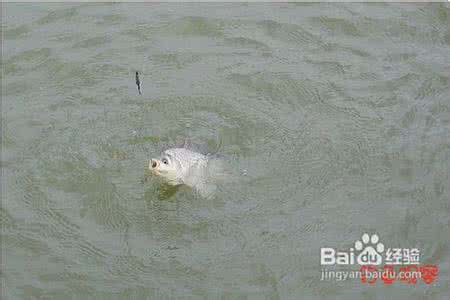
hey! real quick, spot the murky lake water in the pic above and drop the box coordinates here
[2,3,450,299]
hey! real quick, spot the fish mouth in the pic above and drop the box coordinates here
[151,160,157,169]
[149,159,159,175]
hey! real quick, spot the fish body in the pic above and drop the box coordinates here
[150,148,207,185]
[150,148,222,198]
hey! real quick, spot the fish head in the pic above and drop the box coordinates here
[149,150,184,185]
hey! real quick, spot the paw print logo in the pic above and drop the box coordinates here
[355,233,384,265]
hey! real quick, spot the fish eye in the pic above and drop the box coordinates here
[162,158,169,165]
